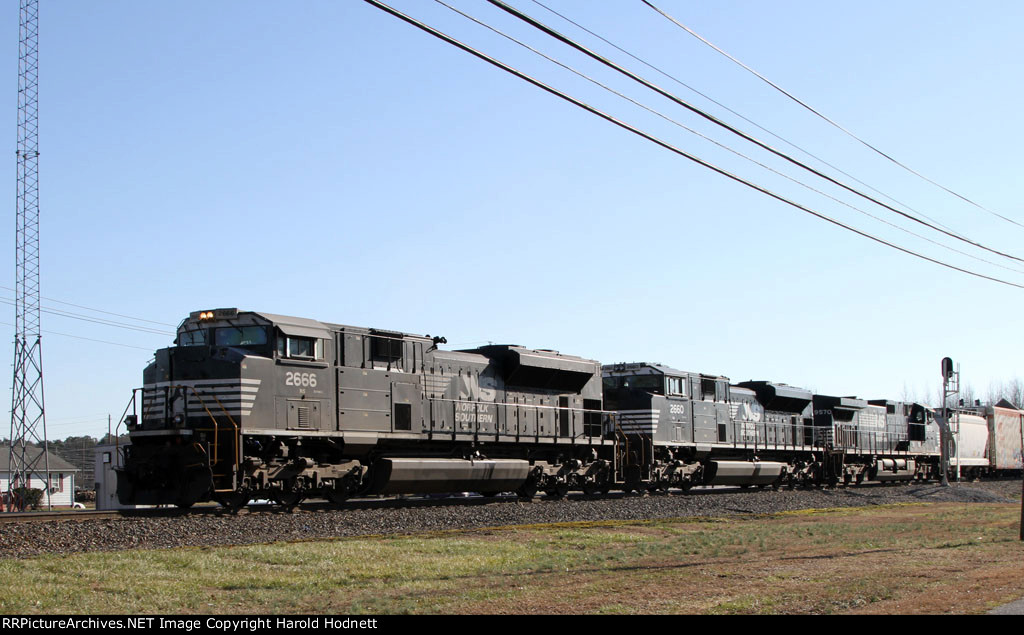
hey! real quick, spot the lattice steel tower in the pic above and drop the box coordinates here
[8,0,49,511]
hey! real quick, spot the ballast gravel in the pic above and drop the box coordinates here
[0,480,1018,559]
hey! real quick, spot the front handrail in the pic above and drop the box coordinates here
[135,383,241,479]
[179,385,240,473]
[114,389,139,463]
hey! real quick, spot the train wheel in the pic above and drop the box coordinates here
[547,483,569,499]
[325,488,350,506]
[215,491,251,514]
[582,482,599,497]
[516,483,537,501]
[272,490,303,512]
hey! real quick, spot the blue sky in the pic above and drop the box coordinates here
[1,0,1022,439]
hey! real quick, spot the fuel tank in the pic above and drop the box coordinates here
[703,460,786,486]
[364,458,531,495]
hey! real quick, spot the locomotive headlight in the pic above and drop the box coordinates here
[124,415,138,430]
[191,308,237,321]
[172,414,185,427]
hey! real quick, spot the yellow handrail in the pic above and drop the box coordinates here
[172,384,240,476]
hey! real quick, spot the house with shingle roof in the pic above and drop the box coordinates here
[1,445,79,509]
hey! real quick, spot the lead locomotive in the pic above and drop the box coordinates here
[118,308,612,508]
[117,308,944,509]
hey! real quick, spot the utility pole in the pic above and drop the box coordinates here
[7,0,48,512]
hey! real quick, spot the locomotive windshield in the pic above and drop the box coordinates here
[604,374,664,394]
[214,325,268,348]
[178,329,207,346]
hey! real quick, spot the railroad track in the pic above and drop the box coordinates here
[0,509,122,524]
[0,480,1014,560]
[0,480,940,523]
[1,494,539,523]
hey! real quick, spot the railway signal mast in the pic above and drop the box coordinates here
[935,357,959,488]
[7,0,49,511]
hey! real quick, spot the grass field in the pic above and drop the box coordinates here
[1,501,1022,614]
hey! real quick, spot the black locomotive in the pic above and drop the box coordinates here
[116,309,942,509]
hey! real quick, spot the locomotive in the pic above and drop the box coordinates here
[601,363,941,490]
[117,308,953,509]
[118,308,613,509]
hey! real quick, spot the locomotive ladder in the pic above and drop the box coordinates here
[176,385,241,493]
[612,416,650,486]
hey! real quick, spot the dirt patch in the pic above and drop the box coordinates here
[906,482,1019,503]
[459,502,1024,614]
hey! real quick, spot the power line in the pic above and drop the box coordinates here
[0,320,158,351]
[362,0,1024,290]
[0,298,174,336]
[434,0,1024,278]
[487,0,1024,266]
[0,286,176,327]
[529,0,965,238]
[640,0,1024,231]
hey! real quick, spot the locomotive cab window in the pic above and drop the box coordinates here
[277,335,323,360]
[666,376,686,396]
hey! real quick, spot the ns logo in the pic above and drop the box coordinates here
[737,402,762,422]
